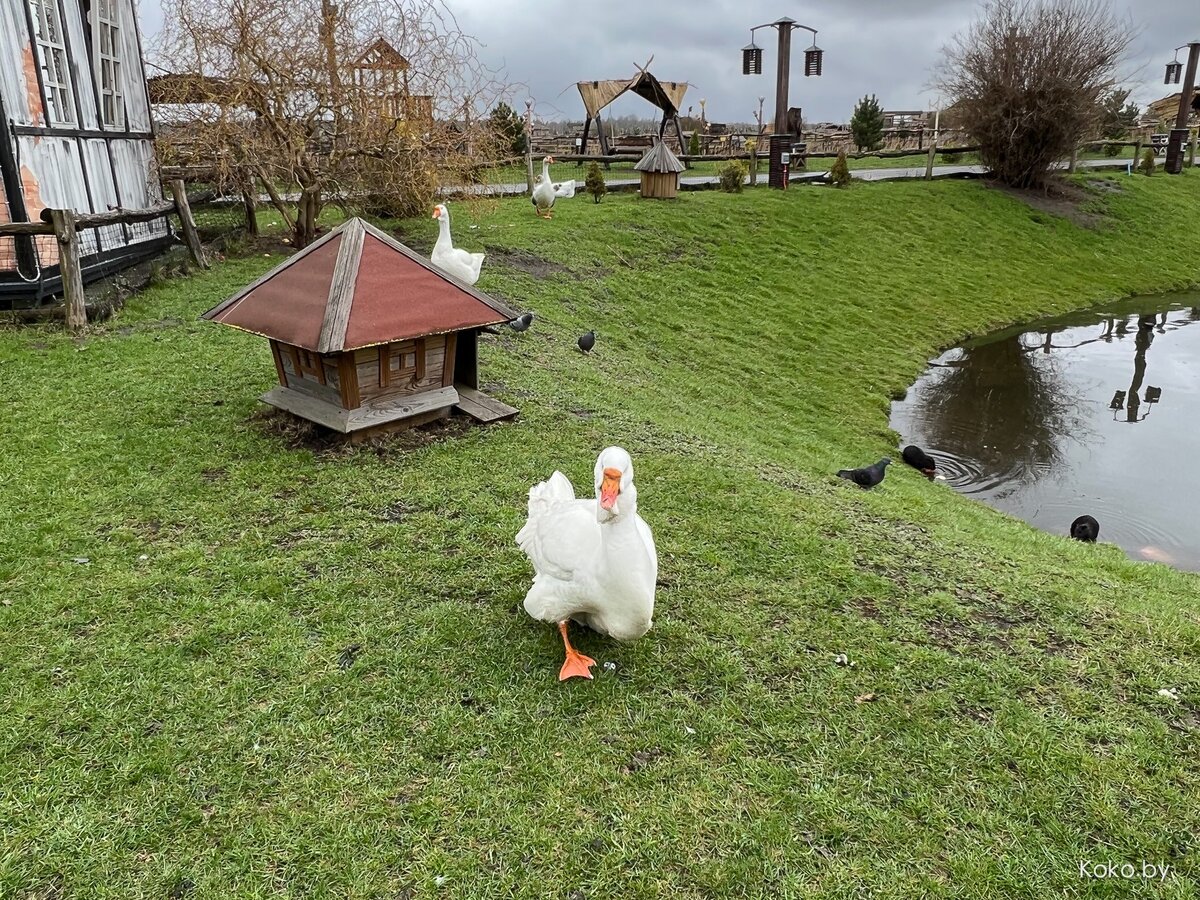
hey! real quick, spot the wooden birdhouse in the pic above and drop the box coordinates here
[201,217,519,436]
[634,140,686,200]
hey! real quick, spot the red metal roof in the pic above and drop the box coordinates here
[201,218,516,352]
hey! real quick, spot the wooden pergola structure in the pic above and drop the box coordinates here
[577,60,689,155]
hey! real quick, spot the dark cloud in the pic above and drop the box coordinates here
[137,0,1192,123]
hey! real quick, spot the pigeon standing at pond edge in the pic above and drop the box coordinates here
[837,458,892,488]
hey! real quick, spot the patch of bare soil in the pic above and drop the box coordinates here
[483,245,571,278]
[990,178,1106,228]
[250,407,477,456]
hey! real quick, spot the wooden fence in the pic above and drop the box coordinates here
[0,180,207,333]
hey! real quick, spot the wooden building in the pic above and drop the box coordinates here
[634,140,685,199]
[0,0,168,305]
[201,217,520,435]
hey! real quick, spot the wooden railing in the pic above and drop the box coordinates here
[0,180,207,333]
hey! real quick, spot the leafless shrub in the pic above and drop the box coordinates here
[936,0,1135,189]
[152,0,515,246]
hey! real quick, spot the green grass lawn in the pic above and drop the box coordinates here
[4,174,1200,899]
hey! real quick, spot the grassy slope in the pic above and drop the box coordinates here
[3,175,1200,899]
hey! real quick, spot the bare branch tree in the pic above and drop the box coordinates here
[936,0,1135,189]
[152,0,514,246]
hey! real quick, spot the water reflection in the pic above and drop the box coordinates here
[892,293,1200,572]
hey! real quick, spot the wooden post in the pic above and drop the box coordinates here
[48,209,86,333]
[168,179,208,269]
[1190,129,1198,167]
[773,23,793,135]
[524,100,534,193]
[1167,41,1200,174]
[925,104,940,180]
[1132,138,1142,172]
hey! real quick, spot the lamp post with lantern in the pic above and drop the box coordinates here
[741,16,823,188]
[1163,41,1200,174]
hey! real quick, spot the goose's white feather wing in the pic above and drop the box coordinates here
[516,472,596,583]
[552,179,576,199]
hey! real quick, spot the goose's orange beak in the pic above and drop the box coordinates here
[431,207,442,219]
[600,467,621,510]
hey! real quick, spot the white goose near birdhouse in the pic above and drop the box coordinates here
[516,447,658,680]
[430,203,484,285]
[531,156,576,218]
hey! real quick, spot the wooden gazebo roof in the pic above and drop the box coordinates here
[201,218,516,352]
[634,140,685,174]
[577,68,689,119]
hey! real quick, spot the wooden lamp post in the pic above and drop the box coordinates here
[1164,41,1200,175]
[741,16,823,188]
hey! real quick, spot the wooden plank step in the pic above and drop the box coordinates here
[262,384,459,433]
[454,384,519,423]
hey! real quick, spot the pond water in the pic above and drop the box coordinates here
[890,292,1200,572]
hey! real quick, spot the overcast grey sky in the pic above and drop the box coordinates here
[136,0,1194,123]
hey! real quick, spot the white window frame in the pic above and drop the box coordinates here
[91,0,124,129]
[28,0,75,126]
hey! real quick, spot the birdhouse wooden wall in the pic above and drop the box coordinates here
[639,171,679,200]
[269,334,456,412]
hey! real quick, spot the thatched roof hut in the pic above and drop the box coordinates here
[634,140,686,199]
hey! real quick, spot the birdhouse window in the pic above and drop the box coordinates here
[295,348,326,384]
[378,340,426,388]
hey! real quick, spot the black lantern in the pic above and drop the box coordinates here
[742,42,763,75]
[1166,60,1183,84]
[804,44,823,77]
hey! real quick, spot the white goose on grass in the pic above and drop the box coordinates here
[516,447,658,681]
[430,203,484,286]
[531,155,576,219]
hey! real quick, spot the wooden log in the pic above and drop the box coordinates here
[925,143,936,180]
[48,209,86,333]
[0,220,55,236]
[42,199,175,228]
[169,179,208,268]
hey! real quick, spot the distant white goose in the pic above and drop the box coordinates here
[531,156,576,219]
[430,203,484,285]
[516,447,658,680]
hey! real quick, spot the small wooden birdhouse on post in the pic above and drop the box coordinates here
[201,217,519,437]
[634,140,686,199]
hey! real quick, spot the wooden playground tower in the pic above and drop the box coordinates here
[577,58,690,155]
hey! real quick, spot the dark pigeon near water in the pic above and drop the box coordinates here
[1070,515,1099,543]
[509,312,534,332]
[902,444,937,477]
[837,457,892,488]
[578,330,596,352]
